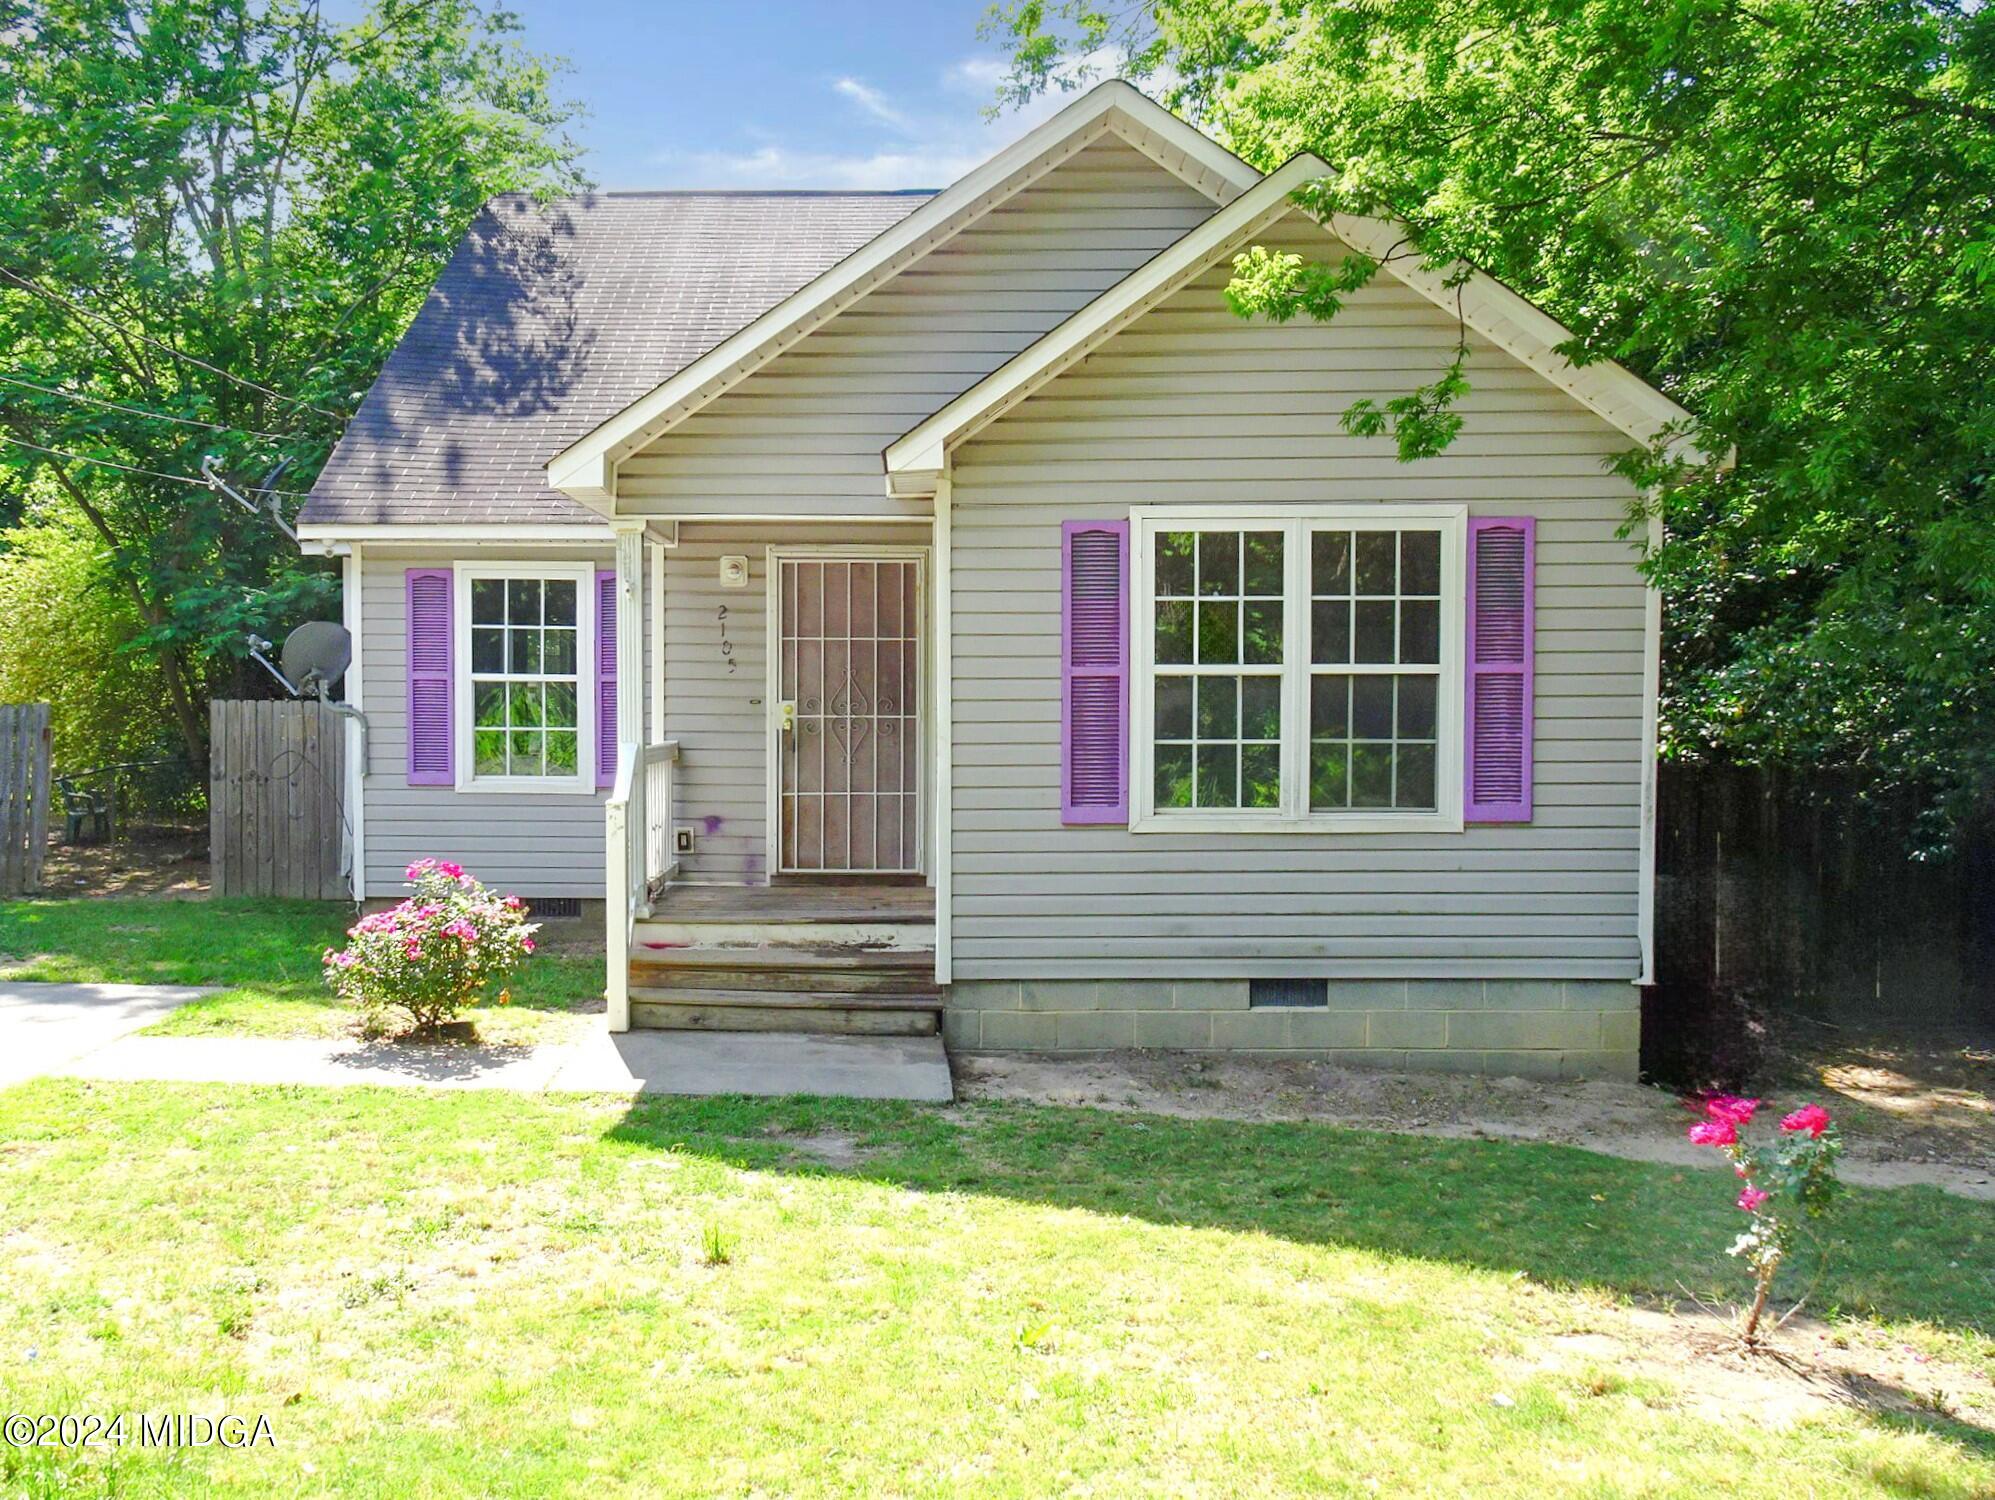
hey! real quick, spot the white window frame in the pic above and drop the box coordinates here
[452,560,597,795]
[1129,503,1467,834]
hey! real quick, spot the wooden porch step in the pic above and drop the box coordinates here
[629,990,940,1037]
[631,946,935,989]
[628,965,937,996]
[629,987,941,1011]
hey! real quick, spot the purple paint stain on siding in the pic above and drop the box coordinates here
[702,815,725,835]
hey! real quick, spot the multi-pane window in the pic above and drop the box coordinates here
[1133,507,1463,829]
[1152,529,1285,810]
[1307,528,1441,811]
[467,574,583,782]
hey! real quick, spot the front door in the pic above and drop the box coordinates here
[773,554,922,875]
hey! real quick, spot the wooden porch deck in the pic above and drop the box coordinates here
[645,883,935,925]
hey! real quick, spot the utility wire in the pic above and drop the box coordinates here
[0,372,296,442]
[0,266,350,421]
[0,434,311,498]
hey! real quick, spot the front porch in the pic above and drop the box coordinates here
[598,523,941,1035]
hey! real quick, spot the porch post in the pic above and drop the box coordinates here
[612,520,645,753]
[612,519,646,917]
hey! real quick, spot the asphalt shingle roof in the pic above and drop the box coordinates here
[302,190,935,527]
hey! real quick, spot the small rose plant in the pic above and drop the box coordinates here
[1686,1093,1843,1344]
[323,860,539,1035]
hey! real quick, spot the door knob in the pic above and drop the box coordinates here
[779,700,797,733]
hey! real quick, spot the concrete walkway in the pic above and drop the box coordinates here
[60,1028,955,1103]
[0,981,214,1090]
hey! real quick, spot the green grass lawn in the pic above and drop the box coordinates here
[1,1080,1991,1497]
[0,897,601,1045]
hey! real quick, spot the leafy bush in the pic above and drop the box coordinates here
[322,860,538,1035]
[0,506,185,779]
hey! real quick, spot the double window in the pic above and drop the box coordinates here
[1131,505,1466,831]
[453,563,596,792]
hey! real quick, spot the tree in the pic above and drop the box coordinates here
[989,0,1995,847]
[0,0,585,771]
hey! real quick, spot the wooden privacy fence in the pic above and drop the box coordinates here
[1655,762,1995,1026]
[0,704,52,896]
[210,700,348,899]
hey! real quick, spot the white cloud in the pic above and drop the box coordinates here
[833,77,917,134]
[653,52,1156,191]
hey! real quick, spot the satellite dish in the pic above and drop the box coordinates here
[280,621,352,698]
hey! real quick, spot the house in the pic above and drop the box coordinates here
[298,81,1706,1080]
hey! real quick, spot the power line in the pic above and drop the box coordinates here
[0,266,351,421]
[0,372,296,442]
[0,434,311,498]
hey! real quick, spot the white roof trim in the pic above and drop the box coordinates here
[295,522,614,544]
[545,80,1260,500]
[885,160,1719,492]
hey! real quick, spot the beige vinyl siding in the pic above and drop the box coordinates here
[948,213,1648,981]
[618,138,1219,521]
[663,524,930,883]
[359,545,612,898]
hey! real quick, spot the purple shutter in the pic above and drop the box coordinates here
[1464,516,1535,822]
[595,568,617,788]
[1061,520,1129,824]
[405,569,453,785]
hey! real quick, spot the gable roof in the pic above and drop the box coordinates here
[544,80,1261,505]
[884,157,1716,493]
[298,190,931,530]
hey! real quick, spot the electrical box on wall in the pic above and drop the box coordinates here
[674,825,697,855]
[718,555,748,589]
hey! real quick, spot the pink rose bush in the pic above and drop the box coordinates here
[1685,1092,1843,1344]
[322,859,539,1035]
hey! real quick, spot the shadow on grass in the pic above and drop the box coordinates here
[601,1093,1995,1347]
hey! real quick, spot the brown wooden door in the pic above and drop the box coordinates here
[776,556,921,874]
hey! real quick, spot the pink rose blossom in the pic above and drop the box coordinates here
[404,938,422,959]
[1780,1104,1831,1138]
[1688,1119,1737,1148]
[1704,1095,1760,1126]
[1737,1186,1769,1212]
[521,937,535,954]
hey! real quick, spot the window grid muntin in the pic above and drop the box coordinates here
[1307,526,1442,813]
[468,573,583,782]
[1153,528,1284,810]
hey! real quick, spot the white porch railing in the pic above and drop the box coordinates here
[605,737,678,1032]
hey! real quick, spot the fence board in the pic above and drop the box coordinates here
[210,700,347,899]
[0,704,52,896]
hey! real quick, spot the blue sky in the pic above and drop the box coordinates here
[487,0,1090,191]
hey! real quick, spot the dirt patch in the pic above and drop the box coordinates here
[1768,1016,1994,1165]
[36,829,209,898]
[1510,1302,1994,1435]
[756,1128,873,1169]
[953,1048,1995,1201]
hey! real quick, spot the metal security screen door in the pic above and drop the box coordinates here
[774,555,922,874]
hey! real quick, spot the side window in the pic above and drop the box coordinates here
[452,567,595,791]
